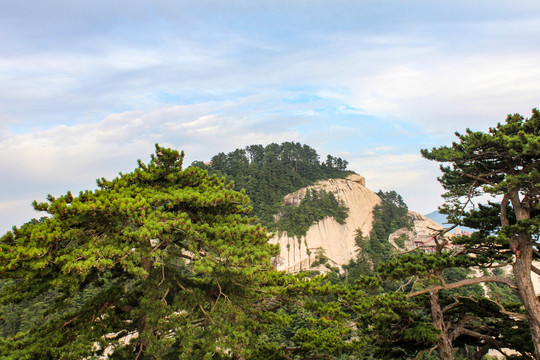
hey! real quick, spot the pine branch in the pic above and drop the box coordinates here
[486,296,528,321]
[397,275,417,292]
[407,276,517,298]
[454,328,511,358]
[463,173,496,187]
[442,295,476,313]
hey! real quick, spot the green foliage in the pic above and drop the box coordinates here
[310,248,329,268]
[0,145,281,359]
[342,230,373,280]
[421,110,540,202]
[345,190,410,278]
[441,267,484,297]
[275,189,349,239]
[485,267,521,304]
[192,142,353,227]
[345,280,437,359]
[379,247,534,358]
[3,122,538,359]
[247,273,367,360]
[394,233,408,249]
[421,109,540,358]
[367,190,410,269]
[250,273,433,360]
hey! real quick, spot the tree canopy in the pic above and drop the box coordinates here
[421,109,540,359]
[2,125,539,359]
[192,142,353,227]
[0,145,279,359]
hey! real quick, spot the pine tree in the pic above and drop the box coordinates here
[379,239,533,359]
[0,145,279,359]
[420,109,540,358]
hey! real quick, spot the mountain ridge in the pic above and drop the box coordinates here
[269,173,449,273]
[269,174,380,272]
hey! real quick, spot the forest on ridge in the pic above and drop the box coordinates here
[1,111,540,359]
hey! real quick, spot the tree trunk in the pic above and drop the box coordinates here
[513,236,540,359]
[135,314,147,360]
[508,194,540,359]
[429,291,455,360]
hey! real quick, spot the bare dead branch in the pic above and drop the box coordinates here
[457,328,511,357]
[161,287,170,305]
[394,246,423,256]
[397,276,417,292]
[532,264,540,277]
[485,296,528,321]
[178,253,195,261]
[442,295,478,313]
[62,315,80,328]
[158,262,165,286]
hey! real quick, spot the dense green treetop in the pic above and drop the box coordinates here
[274,189,349,239]
[2,121,537,359]
[192,142,353,227]
[420,109,540,359]
[0,145,281,359]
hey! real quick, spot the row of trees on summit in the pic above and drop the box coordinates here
[0,110,539,359]
[192,142,352,226]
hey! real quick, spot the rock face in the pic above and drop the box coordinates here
[269,174,540,297]
[269,176,452,273]
[269,174,381,272]
[388,211,450,252]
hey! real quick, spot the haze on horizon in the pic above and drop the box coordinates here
[1,1,540,234]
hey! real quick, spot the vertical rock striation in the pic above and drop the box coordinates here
[269,174,381,272]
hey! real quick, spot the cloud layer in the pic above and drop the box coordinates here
[2,1,540,233]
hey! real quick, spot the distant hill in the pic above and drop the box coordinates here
[191,143,461,273]
[424,210,474,233]
[424,210,449,226]
[191,142,353,227]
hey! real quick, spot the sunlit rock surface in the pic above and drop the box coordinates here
[269,174,381,272]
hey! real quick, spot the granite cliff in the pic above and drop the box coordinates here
[269,174,477,274]
[269,174,380,272]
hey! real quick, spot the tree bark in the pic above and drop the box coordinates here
[508,193,540,359]
[429,291,455,360]
[513,235,540,360]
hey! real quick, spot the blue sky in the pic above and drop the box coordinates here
[1,1,540,233]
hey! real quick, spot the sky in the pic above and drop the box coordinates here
[1,0,540,234]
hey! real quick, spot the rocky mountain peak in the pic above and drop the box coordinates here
[270,173,381,272]
[270,175,460,274]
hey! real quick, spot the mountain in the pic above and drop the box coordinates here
[192,143,461,273]
[424,210,449,226]
[269,174,452,272]
[191,142,353,227]
[269,174,380,272]
[425,210,475,234]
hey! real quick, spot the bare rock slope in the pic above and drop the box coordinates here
[269,175,540,295]
[269,174,381,272]
[388,212,447,252]
[270,175,454,273]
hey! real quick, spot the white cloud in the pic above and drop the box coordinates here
[348,152,445,214]
[2,1,540,232]
[0,199,45,232]
[0,94,308,192]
